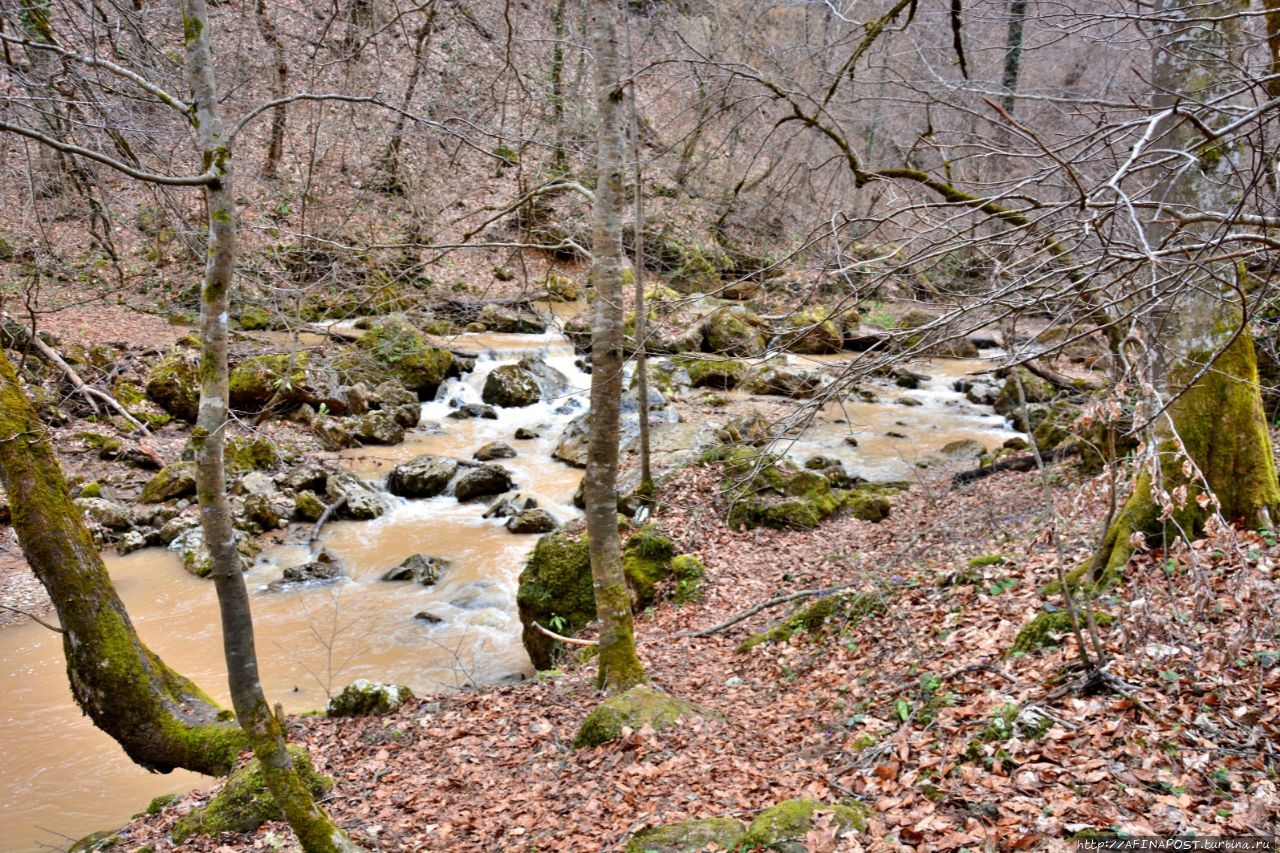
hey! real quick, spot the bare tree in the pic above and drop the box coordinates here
[584,0,647,694]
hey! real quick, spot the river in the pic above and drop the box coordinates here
[0,330,1018,852]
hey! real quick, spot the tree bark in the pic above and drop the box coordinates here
[1090,0,1280,583]
[0,347,243,775]
[585,0,647,694]
[180,3,363,850]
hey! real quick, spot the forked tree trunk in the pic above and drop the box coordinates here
[0,347,244,776]
[1090,0,1280,582]
[180,3,363,850]
[584,0,647,694]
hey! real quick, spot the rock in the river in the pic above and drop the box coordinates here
[446,402,498,420]
[325,472,389,520]
[169,526,258,577]
[475,304,546,334]
[453,463,515,502]
[381,553,447,585]
[481,363,542,407]
[776,306,843,354]
[473,441,517,461]
[313,409,405,449]
[506,508,558,534]
[743,364,822,399]
[514,426,541,440]
[75,497,133,531]
[386,454,458,498]
[270,551,341,590]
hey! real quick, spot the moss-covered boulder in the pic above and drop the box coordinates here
[224,435,280,475]
[1008,609,1114,655]
[349,321,453,398]
[739,591,885,652]
[139,461,198,504]
[743,799,869,852]
[482,363,542,407]
[228,351,351,415]
[573,685,716,748]
[705,308,766,358]
[325,679,414,717]
[742,364,823,399]
[236,305,271,330]
[778,306,844,355]
[681,356,747,389]
[622,527,676,607]
[624,818,746,853]
[475,304,546,334]
[145,352,201,422]
[647,230,731,293]
[171,746,332,843]
[721,448,896,530]
[993,367,1057,418]
[671,554,706,604]
[517,531,596,670]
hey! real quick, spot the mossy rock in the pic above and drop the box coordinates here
[723,451,892,531]
[573,685,716,748]
[622,527,676,607]
[171,746,332,843]
[351,322,453,397]
[671,554,706,604]
[326,679,414,717]
[624,817,746,853]
[544,273,581,301]
[993,367,1057,417]
[139,461,198,504]
[69,830,123,852]
[482,363,542,407]
[517,531,596,670]
[145,352,201,422]
[236,306,271,330]
[778,306,844,355]
[680,356,747,389]
[1008,609,1114,655]
[743,798,869,851]
[739,591,885,652]
[224,435,280,475]
[705,308,766,358]
[646,231,730,293]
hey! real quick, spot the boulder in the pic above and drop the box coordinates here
[380,553,447,585]
[475,304,546,334]
[270,551,342,590]
[573,685,716,748]
[224,435,281,475]
[446,402,498,420]
[348,322,453,398]
[993,367,1056,417]
[325,472,388,520]
[277,462,330,493]
[453,463,515,502]
[777,306,843,354]
[624,819,747,853]
[139,461,198,504]
[145,352,201,422]
[75,497,133,531]
[387,454,458,499]
[705,308,766,357]
[506,508,558,534]
[481,363,542,407]
[742,799,869,852]
[326,680,414,718]
[168,526,258,577]
[517,531,596,670]
[313,410,405,449]
[473,441,517,461]
[228,352,350,414]
[743,364,822,398]
[682,356,747,389]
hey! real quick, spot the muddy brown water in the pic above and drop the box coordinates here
[0,333,1018,852]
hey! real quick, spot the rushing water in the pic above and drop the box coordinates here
[0,331,1019,853]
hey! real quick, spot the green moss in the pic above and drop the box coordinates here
[679,356,748,389]
[622,527,676,607]
[79,481,103,499]
[224,435,280,474]
[229,352,310,410]
[670,554,706,604]
[353,322,453,396]
[145,353,201,422]
[171,746,332,843]
[780,305,844,354]
[144,793,180,816]
[1008,609,1113,655]
[738,592,884,652]
[743,799,869,848]
[968,554,1008,569]
[624,817,746,853]
[517,531,596,670]
[237,306,270,330]
[573,685,714,748]
[69,830,121,852]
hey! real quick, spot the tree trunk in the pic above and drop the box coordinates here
[255,0,287,179]
[180,3,363,850]
[1090,0,1280,583]
[585,0,647,694]
[0,347,243,776]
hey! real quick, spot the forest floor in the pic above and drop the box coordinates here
[69,454,1280,852]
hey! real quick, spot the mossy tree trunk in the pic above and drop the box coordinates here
[0,347,244,775]
[585,0,648,694]
[181,3,363,851]
[1091,0,1280,582]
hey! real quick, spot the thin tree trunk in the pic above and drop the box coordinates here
[1090,0,1280,582]
[0,347,243,776]
[255,0,287,179]
[585,0,647,694]
[180,3,363,850]
[624,9,652,493]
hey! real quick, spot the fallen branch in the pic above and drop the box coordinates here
[309,493,348,548]
[532,620,597,646]
[681,585,849,638]
[951,444,1080,486]
[0,603,63,633]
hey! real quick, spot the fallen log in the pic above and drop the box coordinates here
[951,443,1080,486]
